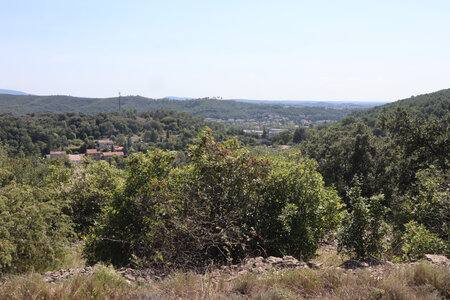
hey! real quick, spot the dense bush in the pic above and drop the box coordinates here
[397,167,449,247]
[301,121,388,202]
[338,180,390,258]
[64,159,124,236]
[84,129,343,268]
[401,221,446,260]
[0,151,73,273]
[257,153,343,258]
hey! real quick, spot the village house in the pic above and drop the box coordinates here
[86,149,102,160]
[103,151,125,158]
[97,139,114,149]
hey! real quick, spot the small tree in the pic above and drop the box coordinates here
[338,179,390,258]
[64,160,123,236]
[401,221,445,260]
[292,127,306,144]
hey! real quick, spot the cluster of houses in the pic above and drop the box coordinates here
[49,140,125,164]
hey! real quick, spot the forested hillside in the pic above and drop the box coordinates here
[0,110,249,157]
[0,94,360,124]
[352,88,450,120]
[299,90,449,262]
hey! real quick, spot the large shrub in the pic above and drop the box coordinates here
[258,153,343,259]
[398,167,449,247]
[84,149,178,267]
[0,151,73,273]
[64,159,123,236]
[401,221,446,260]
[85,129,343,268]
[338,179,390,258]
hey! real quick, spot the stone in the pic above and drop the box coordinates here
[266,256,283,264]
[423,254,450,268]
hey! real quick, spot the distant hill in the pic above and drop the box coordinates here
[0,89,28,95]
[233,99,385,108]
[164,96,195,101]
[352,88,450,120]
[0,94,366,124]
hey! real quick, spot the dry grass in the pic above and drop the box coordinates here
[314,244,349,267]
[0,262,448,299]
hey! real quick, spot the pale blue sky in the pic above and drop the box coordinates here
[1,0,449,101]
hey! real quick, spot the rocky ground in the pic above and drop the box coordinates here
[41,254,450,284]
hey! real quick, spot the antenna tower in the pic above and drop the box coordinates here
[118,92,121,112]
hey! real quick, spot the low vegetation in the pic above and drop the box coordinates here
[84,129,342,268]
[0,90,448,298]
[0,261,448,299]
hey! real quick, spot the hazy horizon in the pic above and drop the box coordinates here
[0,88,392,103]
[1,1,449,102]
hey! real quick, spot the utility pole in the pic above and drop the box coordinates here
[118,92,121,112]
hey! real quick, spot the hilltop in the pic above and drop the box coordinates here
[351,88,450,120]
[0,89,28,95]
[0,94,365,125]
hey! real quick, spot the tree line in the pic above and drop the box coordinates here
[0,92,448,274]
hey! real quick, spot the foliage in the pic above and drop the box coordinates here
[352,88,450,121]
[63,159,124,236]
[401,221,446,260]
[84,129,343,268]
[270,130,293,145]
[0,110,228,157]
[380,108,449,194]
[258,153,343,259]
[0,94,357,123]
[338,179,390,258]
[395,167,449,247]
[292,127,307,144]
[0,150,73,274]
[301,120,388,201]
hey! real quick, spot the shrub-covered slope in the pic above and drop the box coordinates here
[352,88,450,120]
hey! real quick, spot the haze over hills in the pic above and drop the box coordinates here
[0,93,366,125]
[0,89,29,95]
[231,99,385,107]
[164,96,386,108]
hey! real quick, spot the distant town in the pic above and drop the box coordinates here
[48,139,125,164]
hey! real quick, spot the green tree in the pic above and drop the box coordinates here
[64,160,123,236]
[292,127,306,143]
[0,151,73,274]
[338,179,390,258]
[401,221,446,260]
[85,129,343,268]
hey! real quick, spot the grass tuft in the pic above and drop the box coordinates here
[0,262,448,299]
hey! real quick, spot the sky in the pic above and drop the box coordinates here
[1,1,449,102]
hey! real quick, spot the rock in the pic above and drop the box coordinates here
[236,255,311,274]
[266,256,283,264]
[42,266,96,282]
[339,257,387,269]
[124,274,136,281]
[423,254,450,268]
[339,259,369,269]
